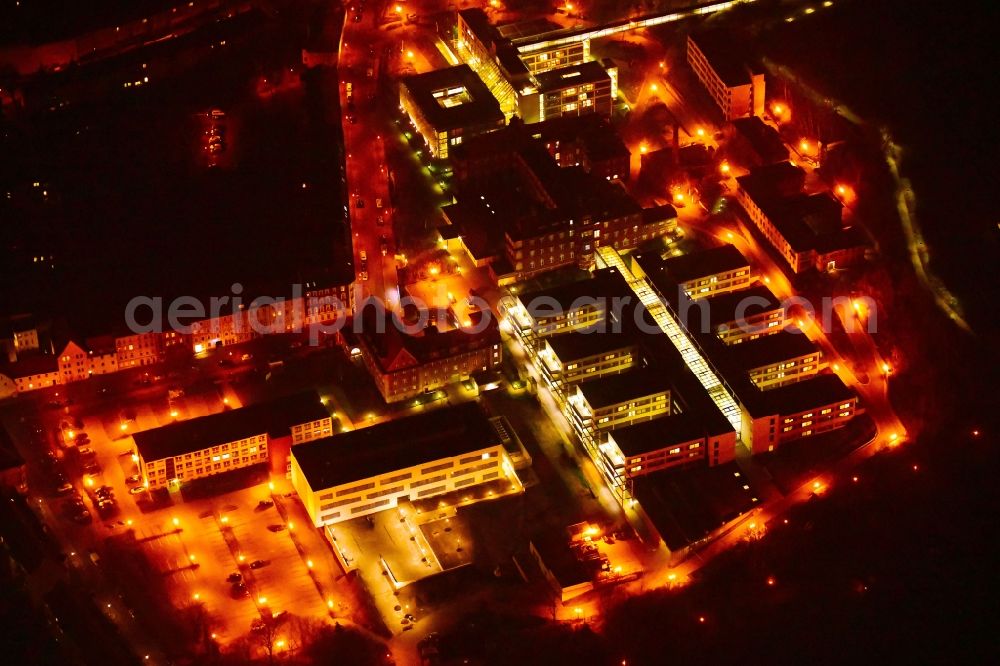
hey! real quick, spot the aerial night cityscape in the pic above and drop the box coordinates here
[0,0,996,664]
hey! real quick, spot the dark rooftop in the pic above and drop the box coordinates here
[134,390,329,462]
[519,267,631,315]
[641,204,679,226]
[609,413,707,458]
[758,373,856,415]
[357,308,500,372]
[291,403,499,491]
[400,65,504,132]
[688,30,759,87]
[577,367,670,410]
[535,61,611,92]
[545,327,637,363]
[730,117,789,165]
[725,330,820,371]
[702,285,783,327]
[633,461,760,550]
[659,244,749,284]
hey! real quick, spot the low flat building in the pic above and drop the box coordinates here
[741,374,861,453]
[524,61,613,123]
[602,413,717,487]
[135,391,331,490]
[737,163,867,273]
[700,285,786,345]
[655,244,752,300]
[399,65,505,159]
[728,116,789,167]
[567,368,672,435]
[505,267,631,348]
[538,327,638,392]
[290,403,517,528]
[356,309,502,403]
[687,32,764,120]
[725,330,824,390]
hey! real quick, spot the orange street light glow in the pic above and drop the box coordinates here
[406,50,414,59]
[172,517,180,526]
[882,363,891,373]
[394,4,402,12]
[650,83,658,92]
[720,162,731,174]
[639,143,648,154]
[799,139,810,151]
[674,192,685,202]
[837,184,847,195]
[696,127,705,137]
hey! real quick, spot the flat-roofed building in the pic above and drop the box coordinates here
[599,413,731,499]
[696,285,785,345]
[656,244,752,300]
[525,61,613,123]
[505,267,631,348]
[135,391,331,489]
[739,374,861,453]
[290,403,518,527]
[567,368,672,436]
[538,327,639,391]
[728,116,789,167]
[399,65,505,159]
[725,330,824,390]
[737,163,867,273]
[686,32,764,120]
[356,309,502,403]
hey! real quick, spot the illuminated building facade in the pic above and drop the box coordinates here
[698,285,786,345]
[505,267,629,350]
[726,331,824,390]
[538,329,638,393]
[527,61,613,123]
[134,391,331,489]
[736,163,868,274]
[356,309,502,403]
[291,403,519,527]
[398,65,505,159]
[655,244,752,300]
[686,33,765,120]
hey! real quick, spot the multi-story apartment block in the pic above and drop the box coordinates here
[505,267,631,349]
[567,369,672,436]
[538,328,638,392]
[399,65,505,159]
[636,249,861,456]
[524,61,613,123]
[740,374,862,454]
[134,391,331,490]
[686,32,764,120]
[700,285,786,345]
[656,244,753,300]
[532,114,631,182]
[446,133,672,283]
[727,116,789,167]
[356,310,502,403]
[599,412,738,500]
[736,163,868,274]
[725,331,824,390]
[291,403,519,528]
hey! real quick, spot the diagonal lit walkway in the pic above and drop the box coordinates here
[597,247,743,433]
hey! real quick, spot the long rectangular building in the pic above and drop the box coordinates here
[290,403,516,527]
[135,391,332,490]
[686,32,764,120]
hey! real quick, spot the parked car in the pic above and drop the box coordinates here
[226,572,243,583]
[125,474,142,484]
[257,499,274,509]
[56,482,74,495]
[129,485,147,495]
[249,559,268,569]
[77,446,95,457]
